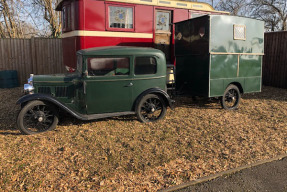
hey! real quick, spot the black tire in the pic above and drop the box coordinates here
[136,94,167,123]
[17,100,59,135]
[220,84,241,110]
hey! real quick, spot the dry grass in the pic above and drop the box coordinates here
[0,86,286,191]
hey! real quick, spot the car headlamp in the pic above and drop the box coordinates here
[24,74,34,94]
[28,74,34,85]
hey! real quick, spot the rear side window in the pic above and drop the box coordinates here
[135,57,157,75]
[87,57,130,76]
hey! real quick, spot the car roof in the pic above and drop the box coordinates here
[77,46,164,56]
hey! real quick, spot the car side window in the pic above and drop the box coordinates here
[87,57,130,76]
[135,57,157,75]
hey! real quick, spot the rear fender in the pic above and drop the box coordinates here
[134,88,175,110]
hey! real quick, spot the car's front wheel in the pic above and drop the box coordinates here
[17,100,59,135]
[136,94,167,123]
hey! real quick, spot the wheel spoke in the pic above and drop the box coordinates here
[152,99,157,105]
[45,119,53,123]
[42,106,46,112]
[29,109,36,116]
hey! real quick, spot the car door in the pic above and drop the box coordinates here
[84,56,133,114]
[132,55,167,102]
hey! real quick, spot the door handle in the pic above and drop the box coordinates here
[125,82,133,87]
[83,81,87,94]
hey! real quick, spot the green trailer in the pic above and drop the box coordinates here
[174,15,264,109]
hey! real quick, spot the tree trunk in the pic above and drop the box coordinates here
[282,19,287,31]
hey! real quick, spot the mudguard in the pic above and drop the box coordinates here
[16,94,87,120]
[134,88,175,110]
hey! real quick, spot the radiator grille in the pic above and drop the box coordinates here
[55,87,68,97]
[38,87,51,95]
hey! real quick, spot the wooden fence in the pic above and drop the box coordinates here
[1,35,287,88]
[0,38,65,85]
[263,32,287,89]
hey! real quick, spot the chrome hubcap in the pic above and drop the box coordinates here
[38,117,44,122]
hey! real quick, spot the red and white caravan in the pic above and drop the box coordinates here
[56,0,227,72]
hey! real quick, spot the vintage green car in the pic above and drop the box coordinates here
[17,47,174,135]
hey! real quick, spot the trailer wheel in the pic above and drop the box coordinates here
[220,85,241,110]
[17,100,59,135]
[136,94,167,123]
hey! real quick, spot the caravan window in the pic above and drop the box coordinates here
[108,6,134,31]
[234,25,246,40]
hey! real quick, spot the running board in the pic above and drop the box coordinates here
[81,111,136,120]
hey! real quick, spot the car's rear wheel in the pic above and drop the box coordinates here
[136,94,167,123]
[17,100,59,135]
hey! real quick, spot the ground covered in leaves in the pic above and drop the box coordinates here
[0,86,286,191]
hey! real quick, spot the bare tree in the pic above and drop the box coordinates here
[214,0,287,31]
[215,0,249,16]
[251,0,287,31]
[0,0,46,38]
[32,0,61,37]
[0,0,61,38]
[0,0,24,38]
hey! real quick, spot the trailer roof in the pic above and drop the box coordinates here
[56,0,228,14]
[174,14,264,25]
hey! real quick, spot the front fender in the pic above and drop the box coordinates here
[17,93,63,106]
[16,94,86,120]
[134,88,175,110]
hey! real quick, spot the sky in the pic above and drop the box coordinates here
[198,0,221,9]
